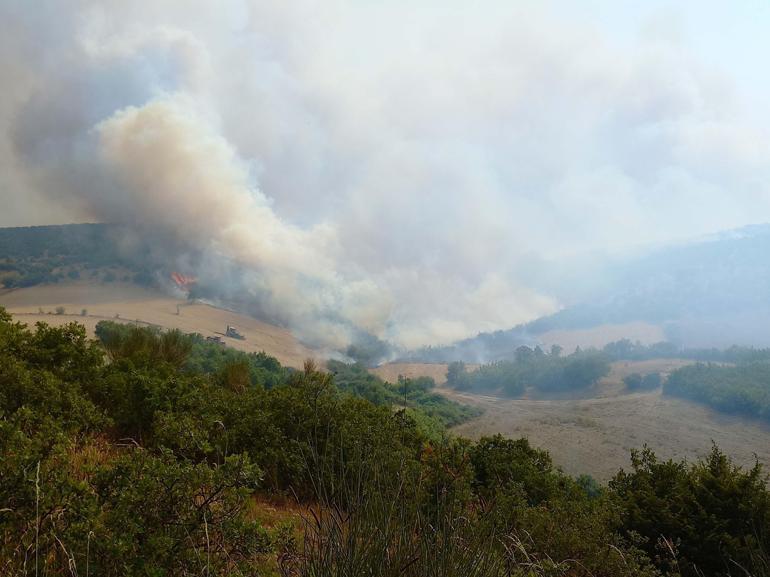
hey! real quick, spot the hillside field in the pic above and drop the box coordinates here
[0,282,316,368]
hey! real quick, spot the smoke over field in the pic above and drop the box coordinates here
[94,99,393,348]
[3,1,770,349]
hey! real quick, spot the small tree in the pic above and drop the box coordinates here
[515,346,534,364]
[642,372,662,389]
[446,361,466,387]
[623,373,643,390]
[624,372,662,391]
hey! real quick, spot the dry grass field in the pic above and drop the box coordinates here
[0,283,317,368]
[445,385,770,481]
[374,359,770,480]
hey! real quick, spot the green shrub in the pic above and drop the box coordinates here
[666,362,770,420]
[449,349,610,397]
[610,444,770,577]
[624,372,662,391]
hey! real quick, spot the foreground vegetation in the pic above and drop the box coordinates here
[1,309,769,576]
[94,321,478,434]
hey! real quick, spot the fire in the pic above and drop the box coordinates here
[170,271,197,291]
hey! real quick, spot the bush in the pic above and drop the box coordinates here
[666,362,770,420]
[624,372,662,391]
[448,349,610,397]
[610,445,770,577]
[327,360,481,431]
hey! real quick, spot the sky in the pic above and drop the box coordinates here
[1,0,770,348]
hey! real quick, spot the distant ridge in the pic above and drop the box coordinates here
[405,223,770,360]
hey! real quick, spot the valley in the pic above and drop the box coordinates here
[374,360,770,480]
[6,280,769,483]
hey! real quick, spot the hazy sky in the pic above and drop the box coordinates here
[2,1,770,346]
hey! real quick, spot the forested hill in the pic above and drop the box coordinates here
[0,223,156,288]
[0,223,114,260]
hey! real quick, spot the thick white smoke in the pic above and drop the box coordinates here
[2,1,770,348]
[94,98,391,348]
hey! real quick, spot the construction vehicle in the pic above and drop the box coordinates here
[225,325,245,340]
[206,335,225,346]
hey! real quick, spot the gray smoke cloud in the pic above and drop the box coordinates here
[2,1,770,348]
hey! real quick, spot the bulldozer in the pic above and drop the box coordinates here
[225,325,245,340]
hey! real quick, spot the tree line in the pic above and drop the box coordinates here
[446,346,611,396]
[602,338,770,364]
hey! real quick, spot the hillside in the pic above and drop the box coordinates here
[0,282,317,368]
[0,223,391,360]
[0,223,156,288]
[6,222,770,363]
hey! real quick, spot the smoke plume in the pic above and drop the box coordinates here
[2,1,770,349]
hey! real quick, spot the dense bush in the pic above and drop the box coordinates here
[447,347,610,396]
[624,372,663,391]
[611,445,770,577]
[665,362,770,421]
[96,320,289,389]
[327,359,482,432]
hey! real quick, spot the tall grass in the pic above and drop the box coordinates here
[282,441,571,577]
